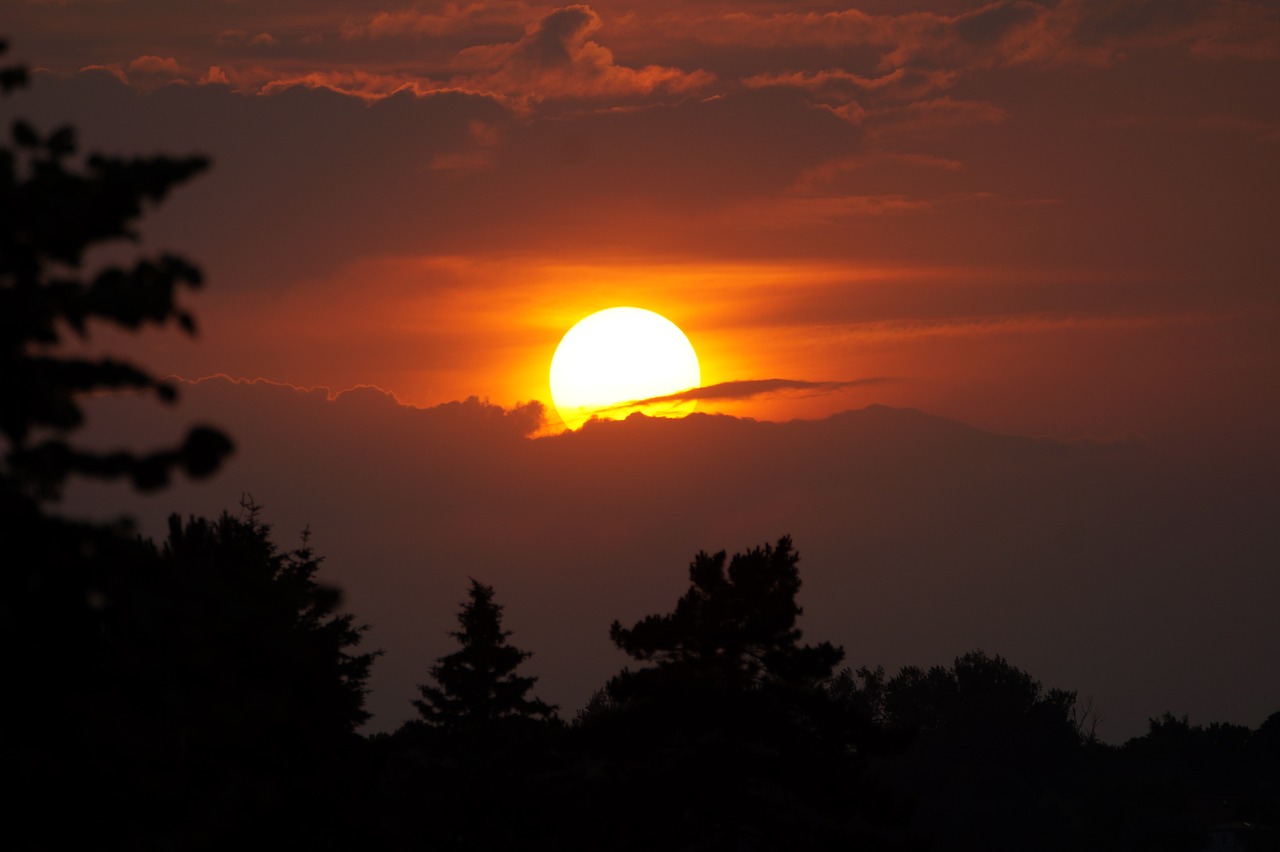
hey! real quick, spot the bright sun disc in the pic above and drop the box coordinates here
[550,307,700,430]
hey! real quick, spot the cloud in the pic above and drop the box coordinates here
[620,1,1277,76]
[948,0,1280,68]
[790,152,964,195]
[744,66,960,101]
[953,1,1045,45]
[256,69,463,101]
[863,96,1008,137]
[340,2,533,40]
[201,66,231,86]
[203,5,714,105]
[744,66,1003,139]
[1190,3,1280,62]
[16,0,1278,110]
[79,63,128,84]
[718,193,937,230]
[824,312,1199,344]
[745,68,905,93]
[128,55,181,75]
[451,5,714,102]
[607,377,892,410]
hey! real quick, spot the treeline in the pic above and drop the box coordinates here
[7,507,1280,850]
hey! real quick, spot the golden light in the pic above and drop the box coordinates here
[550,307,701,430]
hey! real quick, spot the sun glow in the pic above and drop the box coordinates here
[550,307,700,430]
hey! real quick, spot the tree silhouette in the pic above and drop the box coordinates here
[0,38,230,502]
[0,44,390,849]
[882,650,1078,742]
[608,535,844,697]
[415,579,555,730]
[869,651,1086,851]
[380,581,558,850]
[104,502,379,846]
[7,495,381,849]
[156,499,378,737]
[566,538,869,851]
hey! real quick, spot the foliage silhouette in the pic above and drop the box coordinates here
[608,535,844,698]
[1099,712,1280,851]
[414,578,556,731]
[566,538,896,851]
[380,581,560,851]
[157,499,378,735]
[882,650,1079,742]
[834,651,1088,851]
[123,503,378,846]
[0,44,388,849]
[8,498,379,849]
[0,38,230,501]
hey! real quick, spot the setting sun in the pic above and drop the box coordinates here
[549,307,701,430]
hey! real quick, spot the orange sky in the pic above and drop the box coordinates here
[11,1,1280,738]
[8,0,1278,442]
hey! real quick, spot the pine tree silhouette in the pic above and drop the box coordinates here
[414,579,555,730]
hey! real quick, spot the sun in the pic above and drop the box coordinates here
[550,307,701,430]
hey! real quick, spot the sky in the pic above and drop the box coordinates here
[7,1,1279,740]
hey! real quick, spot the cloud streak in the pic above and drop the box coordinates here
[607,377,892,411]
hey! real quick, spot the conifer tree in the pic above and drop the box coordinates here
[415,580,555,730]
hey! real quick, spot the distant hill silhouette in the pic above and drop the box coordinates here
[65,377,1280,742]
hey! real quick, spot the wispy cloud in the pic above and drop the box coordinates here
[340,2,533,41]
[606,377,891,411]
[452,5,713,103]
